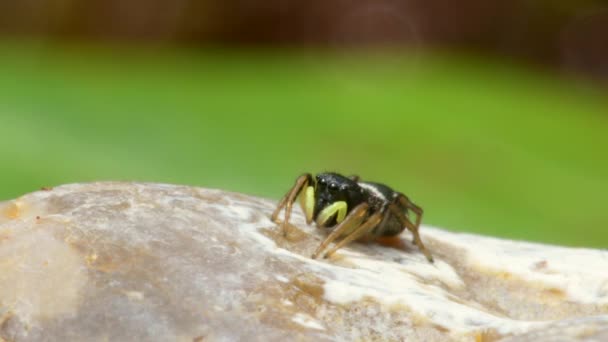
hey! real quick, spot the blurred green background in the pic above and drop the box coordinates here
[1,1,607,248]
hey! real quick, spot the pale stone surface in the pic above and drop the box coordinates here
[0,182,607,341]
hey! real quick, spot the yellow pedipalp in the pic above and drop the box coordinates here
[299,186,315,224]
[336,202,347,223]
[316,201,347,226]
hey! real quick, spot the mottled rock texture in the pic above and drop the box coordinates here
[0,182,607,341]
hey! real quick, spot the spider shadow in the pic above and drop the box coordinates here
[355,235,418,258]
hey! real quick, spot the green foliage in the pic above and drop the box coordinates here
[1,42,607,247]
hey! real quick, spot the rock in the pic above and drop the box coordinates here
[0,182,607,341]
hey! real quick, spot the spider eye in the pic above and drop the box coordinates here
[328,183,338,191]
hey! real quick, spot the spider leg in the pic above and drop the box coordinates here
[271,173,313,236]
[390,198,433,262]
[311,203,369,259]
[398,195,424,243]
[322,211,383,259]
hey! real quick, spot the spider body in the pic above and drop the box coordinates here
[272,172,433,262]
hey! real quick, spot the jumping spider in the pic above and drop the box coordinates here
[272,172,433,262]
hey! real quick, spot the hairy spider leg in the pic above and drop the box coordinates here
[271,173,313,236]
[389,202,434,262]
[398,195,424,244]
[322,211,383,259]
[311,203,369,259]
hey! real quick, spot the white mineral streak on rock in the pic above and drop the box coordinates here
[427,228,608,304]
[275,275,289,283]
[320,228,608,335]
[292,313,326,331]
[0,182,607,341]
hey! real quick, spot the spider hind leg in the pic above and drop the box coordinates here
[390,195,434,262]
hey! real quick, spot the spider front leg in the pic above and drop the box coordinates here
[311,203,369,259]
[322,211,383,259]
[271,173,314,236]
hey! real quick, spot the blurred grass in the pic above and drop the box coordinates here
[1,40,607,247]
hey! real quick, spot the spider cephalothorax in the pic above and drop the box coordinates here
[271,172,433,262]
